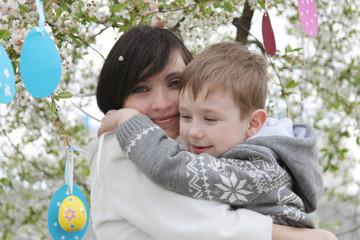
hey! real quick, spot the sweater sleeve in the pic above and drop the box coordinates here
[90,132,273,240]
[116,114,279,206]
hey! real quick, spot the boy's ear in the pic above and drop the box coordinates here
[246,109,267,138]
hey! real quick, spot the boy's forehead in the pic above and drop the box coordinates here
[180,85,230,100]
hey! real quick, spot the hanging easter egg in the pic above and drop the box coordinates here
[20,28,61,98]
[58,195,87,232]
[298,0,318,38]
[48,185,89,240]
[262,11,276,56]
[0,44,15,104]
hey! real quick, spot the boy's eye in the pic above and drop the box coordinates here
[168,79,179,88]
[180,114,191,119]
[205,117,217,122]
[133,86,148,93]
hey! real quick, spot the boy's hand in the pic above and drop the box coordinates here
[97,108,140,137]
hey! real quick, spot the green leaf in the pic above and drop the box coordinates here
[70,27,78,34]
[0,30,11,40]
[18,4,29,14]
[286,47,302,53]
[258,0,266,10]
[223,2,233,12]
[214,0,221,8]
[58,0,68,11]
[50,101,56,116]
[55,91,73,99]
[44,2,52,13]
[117,25,132,33]
[285,80,299,89]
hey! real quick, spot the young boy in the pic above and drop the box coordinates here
[99,42,323,228]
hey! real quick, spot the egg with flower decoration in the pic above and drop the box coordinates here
[48,185,89,240]
[58,195,87,232]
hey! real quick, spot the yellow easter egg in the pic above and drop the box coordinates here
[58,195,87,232]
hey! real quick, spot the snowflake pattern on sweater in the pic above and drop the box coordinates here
[185,154,293,205]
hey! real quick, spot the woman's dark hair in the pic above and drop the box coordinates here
[96,25,193,114]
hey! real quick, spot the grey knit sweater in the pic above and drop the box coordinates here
[116,114,323,228]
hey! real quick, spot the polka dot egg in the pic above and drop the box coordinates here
[58,195,87,232]
[298,0,318,37]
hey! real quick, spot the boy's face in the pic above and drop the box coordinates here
[179,88,250,158]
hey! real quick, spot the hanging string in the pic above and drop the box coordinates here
[265,0,269,12]
[50,95,86,194]
[65,146,86,194]
[35,0,45,33]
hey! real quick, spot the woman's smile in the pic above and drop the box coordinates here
[152,114,180,125]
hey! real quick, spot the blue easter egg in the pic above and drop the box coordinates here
[20,28,61,98]
[48,185,89,240]
[0,44,15,104]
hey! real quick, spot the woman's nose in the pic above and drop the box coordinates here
[151,90,172,110]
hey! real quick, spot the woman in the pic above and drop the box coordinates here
[90,25,336,240]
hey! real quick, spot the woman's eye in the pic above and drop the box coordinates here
[133,86,148,93]
[168,79,179,88]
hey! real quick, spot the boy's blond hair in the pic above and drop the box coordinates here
[179,42,268,119]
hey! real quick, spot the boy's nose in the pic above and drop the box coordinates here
[188,122,204,139]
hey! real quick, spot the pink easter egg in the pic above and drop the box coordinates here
[262,11,276,56]
[298,0,318,37]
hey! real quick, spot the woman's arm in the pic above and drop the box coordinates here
[273,224,337,240]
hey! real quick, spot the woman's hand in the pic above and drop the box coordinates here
[97,108,140,137]
[272,224,337,240]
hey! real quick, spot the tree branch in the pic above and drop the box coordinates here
[232,0,254,45]
[150,1,203,15]
[172,16,185,30]
[51,94,71,148]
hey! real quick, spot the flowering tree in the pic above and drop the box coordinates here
[0,0,359,239]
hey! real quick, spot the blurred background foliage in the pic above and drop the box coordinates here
[0,0,359,239]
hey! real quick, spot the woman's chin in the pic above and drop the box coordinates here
[165,129,179,139]
[154,116,179,139]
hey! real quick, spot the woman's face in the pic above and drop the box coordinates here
[123,51,185,139]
